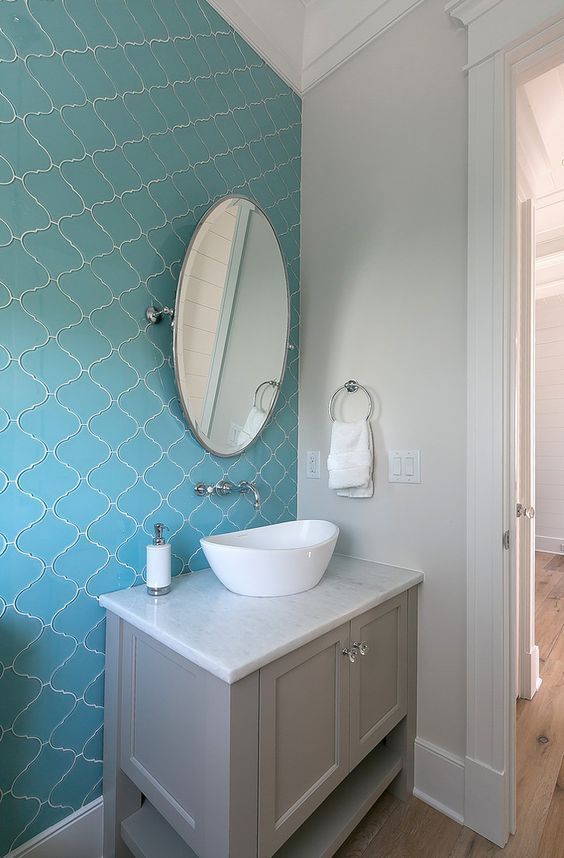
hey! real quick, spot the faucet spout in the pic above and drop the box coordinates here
[238,480,261,510]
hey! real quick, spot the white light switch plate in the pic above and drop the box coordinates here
[388,450,421,483]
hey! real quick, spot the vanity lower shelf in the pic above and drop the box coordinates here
[120,742,402,858]
[273,742,402,858]
[121,801,197,858]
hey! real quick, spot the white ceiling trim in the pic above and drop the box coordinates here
[516,84,553,199]
[301,0,425,92]
[205,0,304,93]
[446,0,564,70]
[206,0,425,95]
[535,278,564,299]
[445,0,504,26]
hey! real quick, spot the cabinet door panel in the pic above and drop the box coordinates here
[121,628,204,850]
[350,594,407,768]
[259,624,350,857]
[119,624,259,858]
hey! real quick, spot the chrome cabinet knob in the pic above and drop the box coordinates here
[353,641,369,656]
[342,647,358,664]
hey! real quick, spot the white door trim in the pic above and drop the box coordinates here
[446,0,564,847]
[516,199,541,701]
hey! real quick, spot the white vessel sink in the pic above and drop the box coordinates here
[200,520,339,597]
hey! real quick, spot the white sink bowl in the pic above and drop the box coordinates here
[200,520,339,597]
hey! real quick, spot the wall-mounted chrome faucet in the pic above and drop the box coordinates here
[194,479,261,510]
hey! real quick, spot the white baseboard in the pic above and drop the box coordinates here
[464,756,508,847]
[414,737,465,824]
[520,644,541,700]
[536,535,564,554]
[8,798,103,858]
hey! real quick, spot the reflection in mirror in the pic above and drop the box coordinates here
[174,197,289,456]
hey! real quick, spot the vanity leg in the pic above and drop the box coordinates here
[103,613,142,858]
[387,585,418,800]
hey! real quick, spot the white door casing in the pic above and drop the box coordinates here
[446,0,564,847]
[516,199,541,702]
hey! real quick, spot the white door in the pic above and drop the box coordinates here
[516,198,540,700]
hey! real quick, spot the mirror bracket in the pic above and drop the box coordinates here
[146,304,175,326]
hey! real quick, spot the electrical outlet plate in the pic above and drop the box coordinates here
[306,450,321,479]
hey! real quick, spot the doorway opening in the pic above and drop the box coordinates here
[514,59,564,852]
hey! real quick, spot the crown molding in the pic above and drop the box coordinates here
[445,0,504,26]
[206,0,426,95]
[205,0,304,93]
[446,0,564,69]
[302,0,425,92]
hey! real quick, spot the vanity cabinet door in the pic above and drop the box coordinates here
[258,623,350,857]
[349,594,407,769]
[119,624,259,858]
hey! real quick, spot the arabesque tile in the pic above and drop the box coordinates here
[0,1,300,853]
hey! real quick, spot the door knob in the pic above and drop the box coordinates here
[516,503,535,519]
[353,641,369,656]
[342,647,358,664]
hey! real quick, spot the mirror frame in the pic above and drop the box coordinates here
[172,195,291,458]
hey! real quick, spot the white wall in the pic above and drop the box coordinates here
[298,0,468,778]
[536,293,564,553]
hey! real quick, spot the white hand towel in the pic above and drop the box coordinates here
[327,419,374,497]
[337,424,374,497]
[236,406,266,446]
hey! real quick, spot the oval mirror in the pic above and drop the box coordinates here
[173,196,289,457]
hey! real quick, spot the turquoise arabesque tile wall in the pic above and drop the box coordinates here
[0,0,300,851]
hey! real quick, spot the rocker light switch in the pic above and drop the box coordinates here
[388,450,421,483]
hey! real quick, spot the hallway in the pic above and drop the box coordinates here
[336,552,564,857]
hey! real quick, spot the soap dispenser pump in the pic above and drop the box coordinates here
[146,523,171,596]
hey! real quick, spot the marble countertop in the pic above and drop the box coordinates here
[100,555,423,684]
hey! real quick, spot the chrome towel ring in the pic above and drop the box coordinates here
[328,380,373,422]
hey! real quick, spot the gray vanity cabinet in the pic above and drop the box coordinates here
[115,622,259,858]
[104,587,416,858]
[258,623,351,856]
[258,594,408,857]
[349,594,407,769]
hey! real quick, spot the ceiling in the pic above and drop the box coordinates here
[517,65,564,298]
[518,65,564,201]
[205,0,425,94]
[517,64,564,298]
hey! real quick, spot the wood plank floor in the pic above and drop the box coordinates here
[336,551,564,858]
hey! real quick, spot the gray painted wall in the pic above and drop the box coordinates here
[298,0,468,760]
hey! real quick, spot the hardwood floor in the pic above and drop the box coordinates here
[336,551,564,858]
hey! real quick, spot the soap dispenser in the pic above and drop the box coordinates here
[146,523,171,596]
